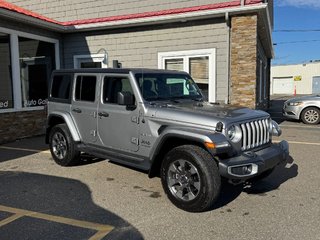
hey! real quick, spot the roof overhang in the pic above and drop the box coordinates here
[0,0,273,56]
[69,4,269,32]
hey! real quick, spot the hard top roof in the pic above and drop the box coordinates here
[52,68,189,75]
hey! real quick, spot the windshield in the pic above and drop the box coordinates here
[135,73,203,101]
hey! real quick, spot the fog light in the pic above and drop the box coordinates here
[231,165,252,175]
[228,164,258,177]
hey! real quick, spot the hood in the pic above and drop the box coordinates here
[286,95,320,103]
[147,101,269,129]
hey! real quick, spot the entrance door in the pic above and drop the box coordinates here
[71,75,98,143]
[272,77,294,94]
[97,75,140,152]
[312,77,320,94]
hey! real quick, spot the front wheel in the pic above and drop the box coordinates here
[301,107,320,125]
[49,124,80,166]
[161,145,221,212]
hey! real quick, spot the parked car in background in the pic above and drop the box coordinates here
[283,95,320,124]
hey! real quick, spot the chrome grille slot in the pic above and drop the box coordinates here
[240,118,270,151]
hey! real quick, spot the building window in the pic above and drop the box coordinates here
[257,42,268,104]
[0,33,13,110]
[0,27,60,113]
[19,37,56,108]
[158,49,216,102]
[74,54,108,69]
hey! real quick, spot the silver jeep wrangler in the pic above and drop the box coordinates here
[46,68,289,212]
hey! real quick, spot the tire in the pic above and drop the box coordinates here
[49,124,80,166]
[301,107,320,125]
[161,145,221,212]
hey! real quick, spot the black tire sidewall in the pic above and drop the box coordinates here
[161,145,221,212]
[49,124,80,166]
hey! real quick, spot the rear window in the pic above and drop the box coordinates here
[51,74,71,100]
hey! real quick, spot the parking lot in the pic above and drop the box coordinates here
[0,98,319,240]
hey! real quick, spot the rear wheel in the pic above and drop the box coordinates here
[49,124,80,166]
[301,107,320,125]
[161,145,221,212]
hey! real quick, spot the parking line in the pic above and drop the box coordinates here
[0,146,50,154]
[274,140,320,146]
[0,205,114,240]
[0,213,23,227]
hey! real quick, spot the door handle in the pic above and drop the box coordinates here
[98,112,109,117]
[72,108,82,113]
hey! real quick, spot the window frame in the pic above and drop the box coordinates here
[74,54,108,69]
[0,27,60,113]
[158,49,216,102]
[74,75,98,103]
[102,74,134,105]
[49,73,73,104]
[257,41,268,104]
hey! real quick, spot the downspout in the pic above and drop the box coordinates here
[225,11,231,104]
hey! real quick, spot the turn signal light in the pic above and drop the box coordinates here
[205,142,216,149]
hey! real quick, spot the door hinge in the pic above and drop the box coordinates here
[131,137,139,145]
[90,111,97,118]
[90,130,97,137]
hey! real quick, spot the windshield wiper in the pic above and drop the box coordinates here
[145,96,180,103]
[170,95,203,102]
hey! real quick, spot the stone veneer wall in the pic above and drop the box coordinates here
[0,110,46,144]
[230,14,258,109]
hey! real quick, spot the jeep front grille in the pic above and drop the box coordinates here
[240,118,270,151]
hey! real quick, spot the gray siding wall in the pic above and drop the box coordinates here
[63,19,229,102]
[7,0,232,22]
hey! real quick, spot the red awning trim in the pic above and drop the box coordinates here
[0,0,263,27]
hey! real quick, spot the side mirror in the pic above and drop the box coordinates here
[118,91,134,106]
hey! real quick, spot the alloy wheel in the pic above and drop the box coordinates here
[304,109,319,124]
[52,132,68,160]
[167,159,201,201]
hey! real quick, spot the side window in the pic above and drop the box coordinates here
[103,76,133,104]
[75,75,97,102]
[51,75,71,100]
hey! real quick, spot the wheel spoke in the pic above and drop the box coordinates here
[305,109,319,123]
[52,132,67,160]
[167,159,201,202]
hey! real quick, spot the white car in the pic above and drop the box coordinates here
[283,95,320,124]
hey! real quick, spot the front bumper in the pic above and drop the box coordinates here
[282,104,302,120]
[219,140,289,181]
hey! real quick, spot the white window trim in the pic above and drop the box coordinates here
[158,49,216,102]
[74,54,108,69]
[0,27,60,113]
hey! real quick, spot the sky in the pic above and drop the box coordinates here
[272,0,320,65]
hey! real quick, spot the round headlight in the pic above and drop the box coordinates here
[227,125,242,143]
[270,120,282,137]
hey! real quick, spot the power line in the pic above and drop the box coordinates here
[274,39,320,45]
[274,29,320,32]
